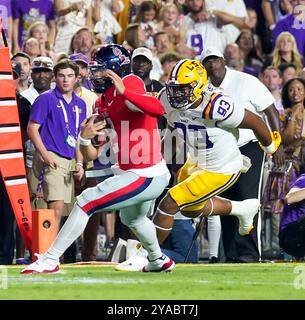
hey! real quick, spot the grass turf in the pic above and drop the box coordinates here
[0,262,305,300]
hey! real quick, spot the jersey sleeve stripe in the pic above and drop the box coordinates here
[203,101,212,119]
[209,93,222,120]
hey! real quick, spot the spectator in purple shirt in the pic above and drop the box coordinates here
[0,0,12,47]
[27,59,87,233]
[279,174,305,260]
[12,0,56,54]
[272,0,305,57]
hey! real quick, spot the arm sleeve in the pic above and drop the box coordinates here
[29,94,50,125]
[47,2,56,20]
[271,21,284,48]
[248,76,275,112]
[235,0,248,18]
[11,0,20,19]
[122,75,165,117]
[293,175,305,189]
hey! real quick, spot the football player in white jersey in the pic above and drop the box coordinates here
[153,59,282,245]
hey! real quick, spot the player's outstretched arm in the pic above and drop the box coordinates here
[238,109,281,154]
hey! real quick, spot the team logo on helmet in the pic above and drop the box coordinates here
[112,46,130,65]
[165,59,208,110]
[89,44,131,93]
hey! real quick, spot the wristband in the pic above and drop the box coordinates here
[261,141,276,154]
[76,162,83,167]
[259,131,281,154]
[78,135,91,146]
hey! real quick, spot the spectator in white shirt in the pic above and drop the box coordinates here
[205,0,250,44]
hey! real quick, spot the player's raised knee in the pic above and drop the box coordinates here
[157,193,179,216]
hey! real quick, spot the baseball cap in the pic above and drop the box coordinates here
[131,47,153,62]
[69,53,89,66]
[200,46,224,62]
[31,56,54,71]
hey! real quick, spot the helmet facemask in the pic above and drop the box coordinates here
[165,81,199,110]
[89,64,113,93]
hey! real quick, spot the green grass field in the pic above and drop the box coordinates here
[1,262,305,300]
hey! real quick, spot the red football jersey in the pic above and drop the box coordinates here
[94,74,164,170]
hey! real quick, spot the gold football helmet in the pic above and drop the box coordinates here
[165,59,208,110]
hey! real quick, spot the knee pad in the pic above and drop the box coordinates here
[169,173,207,208]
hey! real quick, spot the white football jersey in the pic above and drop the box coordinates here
[159,88,245,174]
[184,15,227,57]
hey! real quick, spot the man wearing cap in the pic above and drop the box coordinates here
[21,56,54,104]
[27,59,87,233]
[11,52,31,92]
[69,52,92,91]
[201,46,282,263]
[132,47,163,98]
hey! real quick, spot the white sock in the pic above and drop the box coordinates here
[129,217,162,261]
[207,215,221,259]
[229,200,244,217]
[44,203,89,262]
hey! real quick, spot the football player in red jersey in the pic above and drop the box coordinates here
[21,44,175,274]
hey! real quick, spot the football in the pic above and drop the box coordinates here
[86,114,110,147]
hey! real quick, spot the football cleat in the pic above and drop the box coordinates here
[126,239,142,260]
[15,257,31,265]
[142,254,175,272]
[20,254,59,274]
[114,243,148,271]
[237,199,260,236]
[208,256,219,264]
[114,255,148,272]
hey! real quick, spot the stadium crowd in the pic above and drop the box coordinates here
[1,0,305,267]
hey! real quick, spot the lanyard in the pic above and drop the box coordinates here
[59,99,80,138]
